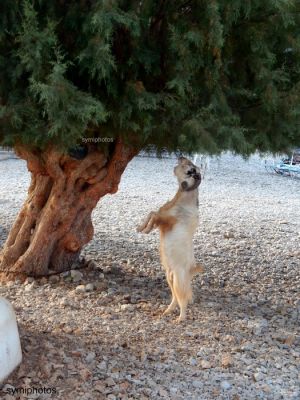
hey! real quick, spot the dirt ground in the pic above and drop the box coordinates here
[0,153,299,399]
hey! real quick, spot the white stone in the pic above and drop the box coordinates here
[220,381,231,390]
[189,357,197,366]
[0,298,22,383]
[170,387,178,395]
[75,285,86,293]
[254,372,265,382]
[200,359,212,369]
[85,352,96,363]
[85,283,94,292]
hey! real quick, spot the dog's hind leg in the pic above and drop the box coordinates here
[173,271,192,322]
[163,271,177,315]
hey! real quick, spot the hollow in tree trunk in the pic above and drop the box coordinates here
[0,138,138,282]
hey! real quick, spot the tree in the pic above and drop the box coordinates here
[0,0,300,280]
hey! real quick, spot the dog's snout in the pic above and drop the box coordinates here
[194,173,201,180]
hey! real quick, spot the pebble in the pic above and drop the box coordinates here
[105,377,115,387]
[253,372,265,382]
[221,354,233,368]
[170,387,178,395]
[75,285,86,293]
[220,381,232,390]
[24,277,35,285]
[24,282,35,292]
[70,270,83,282]
[85,283,95,292]
[59,298,69,307]
[85,352,96,363]
[200,360,212,369]
[97,361,107,371]
[49,275,60,284]
[224,231,235,239]
[189,357,197,366]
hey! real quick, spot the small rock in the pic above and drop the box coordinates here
[94,281,108,291]
[120,304,134,311]
[71,270,83,282]
[105,377,115,387]
[249,318,268,335]
[284,334,296,346]
[24,282,36,292]
[253,372,264,382]
[212,388,221,397]
[220,381,231,390]
[85,283,95,292]
[224,335,236,343]
[85,352,96,363]
[159,388,168,397]
[221,354,233,368]
[59,298,69,307]
[49,275,60,284]
[189,357,197,366]
[60,271,70,278]
[63,326,73,334]
[24,277,35,285]
[79,368,91,380]
[94,381,106,393]
[170,387,177,395]
[75,285,86,294]
[224,231,235,239]
[97,361,107,371]
[200,360,212,369]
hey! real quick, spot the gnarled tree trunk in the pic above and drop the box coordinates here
[0,138,137,282]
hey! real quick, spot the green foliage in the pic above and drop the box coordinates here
[1,0,300,154]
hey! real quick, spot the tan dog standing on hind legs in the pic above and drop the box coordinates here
[137,157,204,322]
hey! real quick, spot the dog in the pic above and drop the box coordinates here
[137,157,204,322]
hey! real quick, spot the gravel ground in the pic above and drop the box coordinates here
[0,153,299,400]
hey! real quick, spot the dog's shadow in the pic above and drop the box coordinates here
[104,265,299,328]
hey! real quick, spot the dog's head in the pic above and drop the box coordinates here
[174,157,201,191]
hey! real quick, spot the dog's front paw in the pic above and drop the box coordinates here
[136,224,151,234]
[136,224,144,233]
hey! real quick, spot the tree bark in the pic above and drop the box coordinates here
[0,138,138,282]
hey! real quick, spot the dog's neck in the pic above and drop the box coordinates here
[176,187,199,208]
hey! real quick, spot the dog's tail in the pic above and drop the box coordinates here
[190,263,205,278]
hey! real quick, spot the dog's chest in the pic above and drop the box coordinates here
[174,204,199,232]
